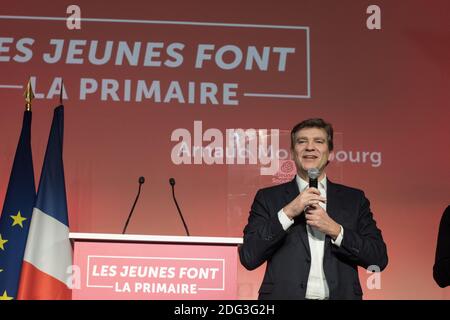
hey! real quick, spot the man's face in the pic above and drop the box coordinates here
[292,127,331,175]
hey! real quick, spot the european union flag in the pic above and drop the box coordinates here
[0,110,36,300]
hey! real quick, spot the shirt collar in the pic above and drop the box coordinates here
[296,174,327,193]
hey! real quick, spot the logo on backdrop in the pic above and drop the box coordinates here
[0,18,310,105]
[170,121,383,176]
[170,121,280,175]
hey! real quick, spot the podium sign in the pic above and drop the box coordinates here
[70,233,242,300]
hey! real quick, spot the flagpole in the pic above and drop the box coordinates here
[59,78,64,105]
[24,79,34,112]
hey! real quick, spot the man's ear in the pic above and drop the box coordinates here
[326,151,334,166]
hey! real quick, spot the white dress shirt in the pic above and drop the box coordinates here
[277,175,344,299]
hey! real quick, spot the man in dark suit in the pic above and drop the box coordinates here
[433,205,450,288]
[239,118,388,300]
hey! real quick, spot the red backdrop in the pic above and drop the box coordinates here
[0,0,449,299]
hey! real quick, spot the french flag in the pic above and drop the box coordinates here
[18,106,72,299]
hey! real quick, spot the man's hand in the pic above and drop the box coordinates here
[305,204,341,240]
[283,188,326,219]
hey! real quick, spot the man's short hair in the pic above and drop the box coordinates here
[290,118,334,151]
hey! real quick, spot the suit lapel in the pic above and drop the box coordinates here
[284,177,311,255]
[326,179,340,221]
[324,179,340,258]
[283,177,300,207]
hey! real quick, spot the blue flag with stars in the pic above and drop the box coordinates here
[0,110,36,300]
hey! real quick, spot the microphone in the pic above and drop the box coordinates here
[169,178,190,236]
[122,176,145,234]
[307,168,320,189]
[305,168,320,213]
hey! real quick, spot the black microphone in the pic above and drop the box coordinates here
[307,168,319,189]
[169,178,190,236]
[122,176,145,234]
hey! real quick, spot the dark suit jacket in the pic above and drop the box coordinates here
[239,177,388,300]
[433,205,450,288]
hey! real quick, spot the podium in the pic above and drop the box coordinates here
[69,233,243,300]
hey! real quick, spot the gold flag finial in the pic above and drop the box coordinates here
[24,79,34,111]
